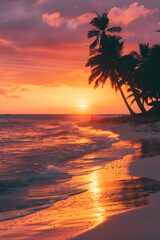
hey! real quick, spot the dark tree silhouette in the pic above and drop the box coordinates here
[118,53,147,113]
[86,12,135,116]
[130,44,151,105]
[132,44,160,113]
[88,12,122,51]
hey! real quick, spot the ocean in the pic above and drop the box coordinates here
[0,114,122,221]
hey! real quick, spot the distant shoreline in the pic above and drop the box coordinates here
[96,114,160,125]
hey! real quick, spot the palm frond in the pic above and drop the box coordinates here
[102,71,109,87]
[88,30,100,38]
[130,98,136,106]
[94,72,106,89]
[90,12,109,31]
[85,54,103,67]
[127,88,133,93]
[94,74,103,88]
[107,27,122,33]
[100,13,109,30]
[89,68,102,84]
[90,37,99,50]
[90,17,101,30]
[139,43,150,59]
[130,51,141,61]
[89,48,101,56]
[95,11,100,18]
[102,13,108,19]
[127,93,134,99]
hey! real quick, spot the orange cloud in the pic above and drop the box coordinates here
[42,12,94,29]
[109,2,156,25]
[42,12,63,27]
[37,0,46,3]
[0,38,12,46]
[35,0,49,6]
[76,13,95,24]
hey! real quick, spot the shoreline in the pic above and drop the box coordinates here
[93,116,160,140]
[73,117,160,240]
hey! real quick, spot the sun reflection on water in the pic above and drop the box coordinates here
[89,171,105,223]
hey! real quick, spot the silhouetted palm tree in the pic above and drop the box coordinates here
[87,13,135,115]
[126,44,150,104]
[120,45,149,113]
[148,45,160,104]
[88,12,122,50]
[132,44,160,113]
[86,34,135,115]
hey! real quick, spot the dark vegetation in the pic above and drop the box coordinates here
[86,12,160,117]
[97,115,160,125]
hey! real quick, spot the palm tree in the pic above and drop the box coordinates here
[132,44,160,113]
[127,44,152,108]
[86,34,135,116]
[147,45,160,103]
[119,46,147,113]
[86,13,135,116]
[88,12,122,51]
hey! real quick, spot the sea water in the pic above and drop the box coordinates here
[0,114,124,222]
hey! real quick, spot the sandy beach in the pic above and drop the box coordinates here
[74,119,160,240]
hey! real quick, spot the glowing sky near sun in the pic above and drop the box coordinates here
[0,0,160,114]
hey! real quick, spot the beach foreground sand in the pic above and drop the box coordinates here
[74,120,160,240]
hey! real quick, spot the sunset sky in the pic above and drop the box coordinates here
[0,0,160,114]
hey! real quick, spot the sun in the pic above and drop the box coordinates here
[79,104,88,108]
[76,103,89,113]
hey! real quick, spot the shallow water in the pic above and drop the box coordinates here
[0,115,120,220]
[0,114,160,240]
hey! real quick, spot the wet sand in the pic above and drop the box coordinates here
[74,156,160,240]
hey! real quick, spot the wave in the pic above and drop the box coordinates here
[31,165,68,180]
[0,119,10,123]
[0,165,70,194]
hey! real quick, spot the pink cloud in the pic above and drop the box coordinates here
[37,0,47,4]
[76,13,95,24]
[42,12,63,27]
[42,12,94,28]
[109,2,157,25]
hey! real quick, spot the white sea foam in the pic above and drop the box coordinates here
[0,119,9,123]
[32,165,68,180]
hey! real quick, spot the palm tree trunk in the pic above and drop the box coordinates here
[130,85,147,113]
[117,82,135,116]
